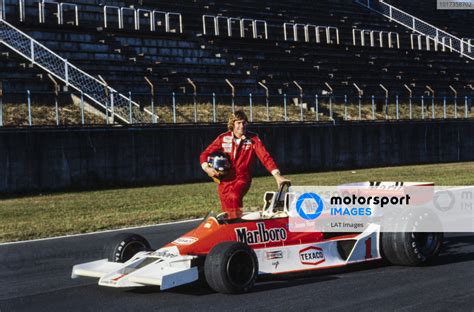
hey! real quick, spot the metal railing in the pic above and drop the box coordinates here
[284,23,340,44]
[202,15,268,39]
[410,33,440,51]
[2,0,25,22]
[104,5,183,33]
[18,0,24,21]
[0,89,472,126]
[0,0,4,20]
[378,31,399,48]
[355,0,474,59]
[462,38,473,53]
[0,18,155,123]
[352,29,399,48]
[38,0,79,26]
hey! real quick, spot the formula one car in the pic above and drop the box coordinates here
[71,182,443,294]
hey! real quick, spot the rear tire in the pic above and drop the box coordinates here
[105,233,151,263]
[204,242,258,294]
[381,209,443,266]
[382,232,443,266]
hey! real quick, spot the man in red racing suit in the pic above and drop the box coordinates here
[200,111,289,219]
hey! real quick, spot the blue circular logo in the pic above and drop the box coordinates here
[296,193,324,220]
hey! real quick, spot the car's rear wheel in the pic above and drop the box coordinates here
[382,232,443,266]
[381,209,443,266]
[204,241,258,294]
[105,233,151,263]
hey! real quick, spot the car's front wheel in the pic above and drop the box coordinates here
[204,241,258,294]
[105,233,151,263]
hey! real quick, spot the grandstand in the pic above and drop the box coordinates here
[385,0,473,38]
[0,0,472,123]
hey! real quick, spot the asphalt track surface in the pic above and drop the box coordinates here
[0,221,473,312]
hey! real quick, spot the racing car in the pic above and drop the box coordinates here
[71,182,443,294]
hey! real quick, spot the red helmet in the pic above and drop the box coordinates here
[208,151,231,174]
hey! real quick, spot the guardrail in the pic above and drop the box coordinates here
[355,0,473,59]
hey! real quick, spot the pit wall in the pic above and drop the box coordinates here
[0,120,473,194]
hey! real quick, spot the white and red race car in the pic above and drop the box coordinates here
[71,182,443,294]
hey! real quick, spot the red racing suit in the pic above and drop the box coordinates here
[200,131,279,218]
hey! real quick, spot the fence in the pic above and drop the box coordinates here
[0,89,472,126]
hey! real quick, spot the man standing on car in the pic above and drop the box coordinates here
[200,110,289,219]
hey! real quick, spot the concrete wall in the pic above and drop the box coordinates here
[0,120,473,194]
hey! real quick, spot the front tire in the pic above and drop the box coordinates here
[204,242,258,294]
[105,233,151,263]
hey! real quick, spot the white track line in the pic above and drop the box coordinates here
[0,218,203,246]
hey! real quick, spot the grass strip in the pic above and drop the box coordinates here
[0,161,473,242]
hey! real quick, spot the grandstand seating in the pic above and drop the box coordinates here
[385,0,473,38]
[0,0,472,107]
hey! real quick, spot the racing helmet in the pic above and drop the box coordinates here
[208,151,231,174]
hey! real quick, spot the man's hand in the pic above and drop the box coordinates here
[274,174,290,188]
[204,166,223,178]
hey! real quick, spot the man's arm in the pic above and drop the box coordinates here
[253,135,290,187]
[271,170,290,188]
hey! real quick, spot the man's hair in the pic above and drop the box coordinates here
[227,110,249,131]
